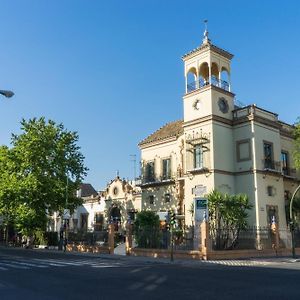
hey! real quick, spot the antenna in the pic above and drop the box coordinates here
[130,154,137,180]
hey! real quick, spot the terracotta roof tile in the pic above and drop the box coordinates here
[139,120,183,146]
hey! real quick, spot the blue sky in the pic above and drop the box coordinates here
[0,1,299,190]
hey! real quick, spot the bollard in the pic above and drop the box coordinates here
[108,223,115,254]
[125,223,133,255]
[200,221,210,260]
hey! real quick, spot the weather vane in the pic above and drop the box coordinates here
[204,19,208,31]
[203,19,210,44]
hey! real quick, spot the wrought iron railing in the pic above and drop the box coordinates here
[187,76,229,93]
[262,159,281,172]
[282,167,297,177]
[140,174,175,185]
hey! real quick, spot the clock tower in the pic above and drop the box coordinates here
[182,26,234,123]
[182,25,237,223]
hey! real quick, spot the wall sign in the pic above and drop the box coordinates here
[194,197,208,222]
[193,185,207,197]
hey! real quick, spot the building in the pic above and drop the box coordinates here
[138,28,300,230]
[50,179,141,234]
[102,176,141,230]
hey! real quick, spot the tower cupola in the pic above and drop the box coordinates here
[182,21,234,95]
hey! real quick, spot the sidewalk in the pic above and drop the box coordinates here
[1,244,299,266]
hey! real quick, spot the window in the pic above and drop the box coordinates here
[281,151,289,175]
[266,205,278,226]
[263,142,273,169]
[145,161,155,182]
[80,213,88,231]
[94,213,104,231]
[113,187,118,196]
[194,144,203,169]
[267,186,274,196]
[127,211,136,222]
[149,195,154,205]
[164,193,171,203]
[162,158,171,180]
[236,139,251,161]
[72,218,78,230]
[284,190,291,202]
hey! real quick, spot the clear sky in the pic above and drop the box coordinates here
[0,0,299,191]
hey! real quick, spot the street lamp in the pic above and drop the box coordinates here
[289,184,300,258]
[0,90,14,98]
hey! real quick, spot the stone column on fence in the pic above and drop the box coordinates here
[108,223,115,254]
[200,219,211,260]
[125,222,133,256]
[271,216,280,251]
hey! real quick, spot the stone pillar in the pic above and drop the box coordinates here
[271,216,280,251]
[125,223,133,256]
[200,221,210,260]
[108,223,115,255]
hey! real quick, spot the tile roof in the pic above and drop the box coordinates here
[139,120,183,146]
[182,43,233,60]
[78,183,98,197]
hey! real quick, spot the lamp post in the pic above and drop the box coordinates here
[1,88,14,244]
[289,184,300,258]
[0,90,14,98]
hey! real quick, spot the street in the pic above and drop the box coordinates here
[0,247,299,299]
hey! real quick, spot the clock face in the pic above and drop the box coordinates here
[193,99,202,110]
[218,97,229,113]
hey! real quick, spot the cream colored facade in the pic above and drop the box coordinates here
[103,176,141,230]
[50,179,141,233]
[139,31,300,230]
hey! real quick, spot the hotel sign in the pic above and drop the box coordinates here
[194,197,209,222]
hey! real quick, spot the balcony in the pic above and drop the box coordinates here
[138,174,175,187]
[187,76,229,94]
[262,159,281,172]
[282,167,297,178]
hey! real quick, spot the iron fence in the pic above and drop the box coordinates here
[133,226,196,251]
[210,226,276,250]
[68,230,108,246]
[294,228,300,247]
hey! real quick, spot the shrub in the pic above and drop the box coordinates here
[133,211,161,248]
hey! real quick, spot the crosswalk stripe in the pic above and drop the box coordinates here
[1,260,48,268]
[0,256,147,271]
[91,265,119,268]
[0,262,29,269]
[32,259,71,267]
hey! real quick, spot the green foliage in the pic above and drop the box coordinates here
[133,211,161,248]
[44,231,59,246]
[293,119,300,170]
[14,204,48,236]
[207,190,252,250]
[0,117,88,234]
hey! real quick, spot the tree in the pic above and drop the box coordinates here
[293,119,300,170]
[0,117,88,235]
[133,211,160,248]
[207,190,252,250]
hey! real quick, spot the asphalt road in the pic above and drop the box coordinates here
[0,247,299,300]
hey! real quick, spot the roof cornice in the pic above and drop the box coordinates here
[182,43,234,61]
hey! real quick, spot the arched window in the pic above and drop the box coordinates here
[221,67,230,91]
[211,62,219,78]
[211,62,220,87]
[186,67,197,92]
[199,62,209,87]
